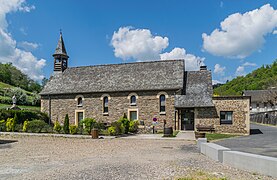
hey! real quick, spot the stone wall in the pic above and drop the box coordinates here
[195,96,250,135]
[41,90,176,131]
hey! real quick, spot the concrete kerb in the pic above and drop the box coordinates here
[200,142,230,162]
[223,151,277,178]
[198,140,277,178]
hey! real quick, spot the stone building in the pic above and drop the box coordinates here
[243,90,277,114]
[40,33,250,135]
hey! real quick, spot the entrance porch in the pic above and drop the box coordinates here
[175,108,195,131]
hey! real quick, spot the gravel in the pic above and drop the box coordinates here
[0,135,275,180]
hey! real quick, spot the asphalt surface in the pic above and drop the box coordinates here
[215,123,277,158]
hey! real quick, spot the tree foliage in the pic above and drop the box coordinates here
[0,63,42,92]
[214,60,277,96]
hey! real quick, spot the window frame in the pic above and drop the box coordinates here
[77,97,83,107]
[130,95,136,105]
[159,94,166,114]
[220,111,233,125]
[103,96,109,114]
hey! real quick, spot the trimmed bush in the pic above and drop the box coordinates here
[13,113,18,124]
[0,119,5,132]
[0,109,49,124]
[117,115,130,134]
[6,118,15,132]
[63,114,69,134]
[110,121,124,135]
[53,120,62,133]
[23,120,28,132]
[69,125,78,135]
[108,126,116,136]
[80,118,96,134]
[27,120,49,133]
[129,120,139,133]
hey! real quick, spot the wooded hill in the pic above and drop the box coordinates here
[214,60,277,96]
[0,63,42,106]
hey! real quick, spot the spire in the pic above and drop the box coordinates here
[53,31,69,58]
[53,31,69,72]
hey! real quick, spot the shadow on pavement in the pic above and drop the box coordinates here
[250,129,263,135]
[0,139,18,144]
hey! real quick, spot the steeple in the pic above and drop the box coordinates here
[53,31,69,72]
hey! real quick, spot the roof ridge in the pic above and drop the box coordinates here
[67,59,184,69]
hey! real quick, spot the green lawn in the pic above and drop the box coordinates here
[0,103,40,111]
[206,133,239,142]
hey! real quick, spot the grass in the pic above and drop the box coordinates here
[177,170,228,180]
[0,103,40,111]
[206,133,238,142]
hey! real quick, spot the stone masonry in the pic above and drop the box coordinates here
[195,96,250,135]
[41,90,176,131]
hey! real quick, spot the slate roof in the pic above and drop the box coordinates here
[174,70,214,108]
[243,90,277,103]
[40,60,185,95]
[53,33,68,58]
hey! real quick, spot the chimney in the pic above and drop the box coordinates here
[200,65,207,71]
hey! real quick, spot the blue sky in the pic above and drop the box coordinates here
[1,0,277,84]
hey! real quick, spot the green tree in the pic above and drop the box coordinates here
[63,114,70,134]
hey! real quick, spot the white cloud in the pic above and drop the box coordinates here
[0,0,45,81]
[273,30,277,34]
[214,64,226,75]
[111,27,205,71]
[243,62,257,67]
[202,4,277,58]
[111,27,168,61]
[160,47,204,71]
[235,66,245,76]
[212,80,223,85]
[18,41,39,51]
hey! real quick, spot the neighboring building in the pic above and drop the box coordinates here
[40,33,250,135]
[243,90,277,114]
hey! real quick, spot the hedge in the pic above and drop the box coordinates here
[0,109,49,124]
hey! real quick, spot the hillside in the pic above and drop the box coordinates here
[214,60,277,96]
[0,63,42,107]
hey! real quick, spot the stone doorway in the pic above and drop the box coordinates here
[180,108,195,130]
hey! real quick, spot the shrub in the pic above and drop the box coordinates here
[0,119,5,132]
[0,109,49,124]
[15,124,23,132]
[23,120,29,132]
[129,120,139,133]
[108,126,116,136]
[94,122,106,130]
[117,115,130,134]
[80,118,96,134]
[110,121,124,135]
[6,118,15,132]
[13,113,19,124]
[63,114,70,134]
[27,120,49,133]
[69,125,78,135]
[53,120,62,133]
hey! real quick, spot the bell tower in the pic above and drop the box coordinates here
[53,31,69,72]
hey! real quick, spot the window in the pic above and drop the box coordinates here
[129,111,137,120]
[220,111,233,125]
[103,96,108,113]
[77,97,83,106]
[78,112,84,122]
[130,95,136,105]
[160,95,166,113]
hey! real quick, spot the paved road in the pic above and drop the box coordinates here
[215,123,277,158]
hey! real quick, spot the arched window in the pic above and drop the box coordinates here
[159,95,165,112]
[130,95,136,105]
[103,96,108,113]
[77,97,83,106]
